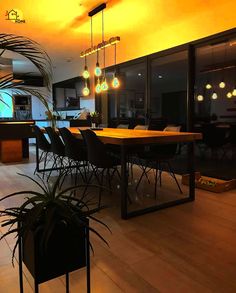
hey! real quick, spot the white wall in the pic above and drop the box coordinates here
[0,91,14,118]
[0,87,52,120]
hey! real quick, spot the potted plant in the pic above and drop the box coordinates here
[90,111,102,127]
[0,171,109,292]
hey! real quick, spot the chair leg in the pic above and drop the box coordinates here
[136,164,149,191]
[34,151,44,175]
[107,168,112,195]
[166,161,183,194]
[42,152,49,179]
[154,162,158,199]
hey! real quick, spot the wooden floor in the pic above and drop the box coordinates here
[1,151,236,292]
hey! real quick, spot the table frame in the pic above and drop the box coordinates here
[68,128,200,219]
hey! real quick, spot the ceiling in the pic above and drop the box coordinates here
[1,0,235,83]
[0,0,132,78]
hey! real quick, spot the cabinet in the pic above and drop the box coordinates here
[13,95,32,119]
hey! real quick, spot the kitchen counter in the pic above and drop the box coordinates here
[0,120,35,163]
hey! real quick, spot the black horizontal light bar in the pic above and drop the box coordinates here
[88,3,106,17]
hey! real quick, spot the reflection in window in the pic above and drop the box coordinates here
[150,51,188,127]
[106,62,146,121]
[195,41,236,125]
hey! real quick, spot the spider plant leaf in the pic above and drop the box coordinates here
[85,226,109,247]
[16,173,48,194]
[56,184,100,199]
[0,227,20,241]
[0,190,45,203]
[11,238,20,267]
[88,215,112,233]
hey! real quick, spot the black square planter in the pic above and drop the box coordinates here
[22,222,88,284]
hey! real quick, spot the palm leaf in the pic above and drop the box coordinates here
[0,34,52,90]
[0,33,53,124]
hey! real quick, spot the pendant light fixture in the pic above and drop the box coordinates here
[219,43,227,89]
[232,87,236,96]
[205,82,212,90]
[226,92,232,98]
[94,51,102,77]
[95,77,102,94]
[83,81,90,96]
[196,94,204,102]
[112,43,120,88]
[211,92,218,100]
[82,55,89,79]
[101,9,108,92]
[80,3,120,95]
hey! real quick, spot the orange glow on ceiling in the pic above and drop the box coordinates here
[0,0,235,81]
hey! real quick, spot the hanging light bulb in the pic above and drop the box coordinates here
[94,62,102,77]
[196,94,204,102]
[82,81,90,96]
[82,65,90,79]
[219,81,226,88]
[101,77,108,91]
[232,88,236,96]
[112,43,120,89]
[100,10,108,92]
[205,83,212,89]
[112,73,120,88]
[94,49,102,77]
[211,92,218,100]
[95,78,102,94]
[227,92,232,98]
[82,55,89,79]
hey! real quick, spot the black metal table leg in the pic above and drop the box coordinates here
[66,272,69,293]
[34,281,39,293]
[120,145,128,219]
[188,141,195,201]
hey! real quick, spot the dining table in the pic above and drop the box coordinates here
[68,127,202,219]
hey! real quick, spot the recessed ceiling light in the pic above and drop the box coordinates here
[138,73,142,76]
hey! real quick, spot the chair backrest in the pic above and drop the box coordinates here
[134,125,148,130]
[59,127,86,161]
[33,125,51,152]
[150,125,181,156]
[80,129,111,168]
[163,125,181,132]
[45,127,65,156]
[148,118,167,131]
[117,124,129,129]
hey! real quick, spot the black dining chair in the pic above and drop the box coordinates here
[80,129,121,206]
[202,123,228,159]
[45,127,66,177]
[136,126,183,197]
[59,127,88,183]
[33,125,52,176]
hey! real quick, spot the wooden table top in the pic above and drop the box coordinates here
[69,127,202,145]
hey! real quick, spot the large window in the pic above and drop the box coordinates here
[150,50,188,127]
[104,61,146,125]
[195,41,236,124]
